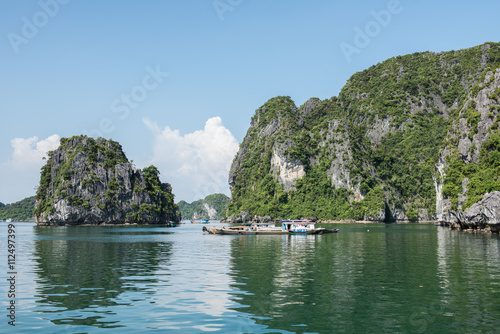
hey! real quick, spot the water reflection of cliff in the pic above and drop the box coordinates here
[33,226,173,328]
[228,234,343,332]
[228,226,441,333]
[435,228,500,332]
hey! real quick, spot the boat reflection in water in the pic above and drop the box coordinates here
[227,232,341,332]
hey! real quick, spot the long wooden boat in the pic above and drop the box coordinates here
[203,220,338,235]
[203,222,287,235]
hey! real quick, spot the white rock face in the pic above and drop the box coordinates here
[434,156,446,221]
[270,148,305,191]
[203,203,217,220]
[366,116,392,145]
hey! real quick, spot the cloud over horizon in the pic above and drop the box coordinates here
[10,135,61,168]
[0,134,60,203]
[144,117,239,203]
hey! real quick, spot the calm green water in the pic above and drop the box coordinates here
[1,222,499,333]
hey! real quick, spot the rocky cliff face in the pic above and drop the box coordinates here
[228,42,500,230]
[436,67,500,223]
[446,191,500,233]
[34,136,180,225]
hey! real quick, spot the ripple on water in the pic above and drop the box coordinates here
[4,222,500,333]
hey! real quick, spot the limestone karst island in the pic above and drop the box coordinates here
[33,136,180,225]
[225,42,500,233]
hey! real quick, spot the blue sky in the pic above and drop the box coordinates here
[1,0,499,204]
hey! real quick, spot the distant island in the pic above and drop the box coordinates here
[34,135,180,225]
[0,196,35,221]
[178,193,229,220]
[227,42,500,232]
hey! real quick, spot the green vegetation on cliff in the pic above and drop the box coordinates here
[443,132,500,210]
[125,166,179,222]
[35,136,130,218]
[228,42,500,221]
[178,193,229,219]
[0,196,35,221]
[34,135,180,225]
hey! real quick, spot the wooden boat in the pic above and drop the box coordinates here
[203,222,287,235]
[203,220,338,235]
[281,220,339,234]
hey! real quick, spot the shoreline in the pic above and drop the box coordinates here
[34,222,179,227]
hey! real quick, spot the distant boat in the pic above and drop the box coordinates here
[6,218,12,223]
[191,219,210,224]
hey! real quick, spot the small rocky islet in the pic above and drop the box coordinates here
[34,135,180,225]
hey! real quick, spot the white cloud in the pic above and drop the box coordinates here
[0,134,60,204]
[144,117,239,202]
[10,134,60,169]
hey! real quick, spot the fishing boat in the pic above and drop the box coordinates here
[281,220,339,234]
[203,220,338,235]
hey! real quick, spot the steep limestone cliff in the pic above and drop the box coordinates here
[437,66,500,223]
[34,136,180,225]
[228,42,500,231]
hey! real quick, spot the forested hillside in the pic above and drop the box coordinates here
[178,193,229,220]
[228,42,500,222]
[0,196,35,221]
